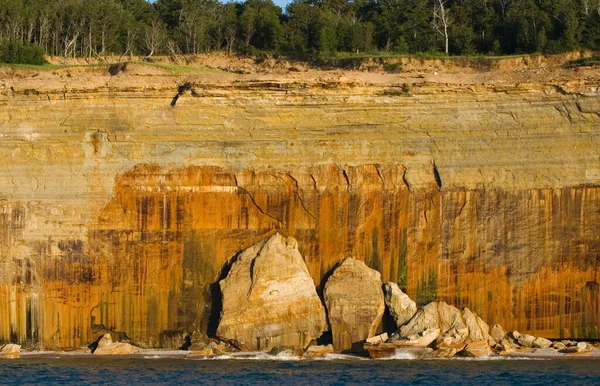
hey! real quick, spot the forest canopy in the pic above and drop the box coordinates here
[0,0,599,64]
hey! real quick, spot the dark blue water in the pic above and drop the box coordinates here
[2,356,600,385]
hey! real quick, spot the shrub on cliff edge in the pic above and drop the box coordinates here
[0,41,46,65]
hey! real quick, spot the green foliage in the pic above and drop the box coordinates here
[0,0,598,61]
[0,41,46,65]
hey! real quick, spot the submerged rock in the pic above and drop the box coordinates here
[323,257,385,352]
[1,344,21,359]
[216,233,327,351]
[93,334,138,355]
[383,282,417,328]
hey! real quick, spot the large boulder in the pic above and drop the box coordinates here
[93,334,138,355]
[323,258,385,352]
[216,233,327,351]
[383,282,417,328]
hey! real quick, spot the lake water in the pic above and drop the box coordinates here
[2,353,600,385]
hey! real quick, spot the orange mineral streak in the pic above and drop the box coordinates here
[0,164,599,348]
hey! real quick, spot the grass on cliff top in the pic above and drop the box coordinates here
[0,61,224,74]
[134,61,225,74]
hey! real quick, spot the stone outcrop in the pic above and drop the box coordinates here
[1,344,21,359]
[383,282,417,328]
[0,64,599,349]
[489,324,506,343]
[323,258,385,352]
[393,301,496,357]
[216,233,327,351]
[397,302,468,346]
[92,334,138,355]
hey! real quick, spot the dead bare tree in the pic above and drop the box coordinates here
[433,0,450,55]
[144,16,166,60]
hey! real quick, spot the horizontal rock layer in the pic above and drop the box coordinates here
[0,76,598,347]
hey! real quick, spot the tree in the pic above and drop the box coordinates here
[433,0,450,54]
[144,14,167,59]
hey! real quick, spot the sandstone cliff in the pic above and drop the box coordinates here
[0,59,598,348]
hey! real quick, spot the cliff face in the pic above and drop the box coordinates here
[0,64,599,348]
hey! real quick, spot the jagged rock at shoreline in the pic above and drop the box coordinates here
[1,344,21,359]
[532,337,552,349]
[463,341,492,358]
[323,258,385,352]
[383,283,417,329]
[517,334,536,348]
[304,344,334,358]
[462,307,492,345]
[396,302,469,347]
[216,233,327,351]
[489,324,507,343]
[92,334,138,355]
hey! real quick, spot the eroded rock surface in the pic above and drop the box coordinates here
[93,334,138,355]
[216,233,327,351]
[383,282,417,328]
[0,344,21,359]
[323,258,385,352]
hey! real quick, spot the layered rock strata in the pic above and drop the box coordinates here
[0,68,598,348]
[216,233,327,350]
[323,258,385,352]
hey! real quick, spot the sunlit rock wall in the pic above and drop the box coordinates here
[0,77,599,347]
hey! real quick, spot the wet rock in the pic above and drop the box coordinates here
[489,324,506,343]
[532,337,552,349]
[517,334,536,348]
[323,257,385,352]
[1,344,21,359]
[93,334,138,355]
[188,348,214,357]
[305,344,334,358]
[383,282,417,328]
[432,347,457,358]
[268,346,303,358]
[462,340,492,358]
[217,233,327,351]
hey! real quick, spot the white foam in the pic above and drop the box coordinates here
[313,353,367,361]
[375,352,416,360]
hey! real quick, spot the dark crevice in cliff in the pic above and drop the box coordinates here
[207,251,241,338]
[433,162,443,190]
[171,82,193,107]
[373,164,385,187]
[233,174,286,226]
[402,167,412,193]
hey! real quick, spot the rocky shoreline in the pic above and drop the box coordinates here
[6,232,597,361]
